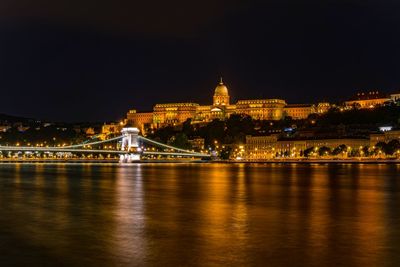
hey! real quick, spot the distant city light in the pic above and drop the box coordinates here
[379,126,393,132]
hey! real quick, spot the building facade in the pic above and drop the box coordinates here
[126,110,153,133]
[153,103,199,126]
[284,104,314,120]
[390,93,400,102]
[101,122,125,139]
[246,135,370,159]
[345,91,390,108]
[370,130,400,146]
[188,138,205,151]
[127,79,330,134]
[245,135,279,159]
[236,99,286,120]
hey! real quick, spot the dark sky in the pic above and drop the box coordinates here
[1,0,400,122]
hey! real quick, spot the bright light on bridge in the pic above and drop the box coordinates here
[0,127,211,162]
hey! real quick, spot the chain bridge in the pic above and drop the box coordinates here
[0,127,211,162]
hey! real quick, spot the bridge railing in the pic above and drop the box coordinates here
[0,132,211,158]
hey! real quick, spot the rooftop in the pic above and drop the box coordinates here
[348,91,389,101]
[285,104,313,108]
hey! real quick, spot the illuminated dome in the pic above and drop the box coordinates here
[211,107,222,112]
[214,78,229,96]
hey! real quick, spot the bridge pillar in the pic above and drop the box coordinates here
[121,127,139,151]
[120,127,140,162]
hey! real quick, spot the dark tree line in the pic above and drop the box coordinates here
[147,114,256,149]
[317,105,400,126]
[0,126,87,146]
[300,140,400,158]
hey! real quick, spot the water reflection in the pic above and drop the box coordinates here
[114,165,146,265]
[0,163,400,266]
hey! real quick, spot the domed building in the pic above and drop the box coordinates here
[125,77,329,133]
[194,78,236,122]
[213,78,230,106]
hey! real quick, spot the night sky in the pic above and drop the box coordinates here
[1,0,400,122]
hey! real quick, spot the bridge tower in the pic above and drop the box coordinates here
[120,127,140,162]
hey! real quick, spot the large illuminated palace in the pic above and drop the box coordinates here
[126,78,330,133]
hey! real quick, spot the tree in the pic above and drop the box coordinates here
[149,126,175,143]
[225,114,255,144]
[385,140,400,155]
[317,105,400,126]
[318,146,331,157]
[348,148,360,157]
[375,141,387,155]
[170,133,191,149]
[199,119,225,147]
[182,119,194,137]
[220,147,232,160]
[303,147,315,157]
[362,146,370,157]
[332,144,347,156]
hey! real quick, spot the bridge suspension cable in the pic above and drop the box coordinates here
[143,151,210,157]
[138,136,206,155]
[0,129,210,158]
[62,135,123,149]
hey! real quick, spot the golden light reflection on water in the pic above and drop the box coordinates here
[0,163,400,266]
[232,165,249,235]
[114,165,146,265]
[196,164,252,265]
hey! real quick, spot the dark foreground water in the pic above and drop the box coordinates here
[1,163,400,267]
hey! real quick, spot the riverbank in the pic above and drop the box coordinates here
[0,159,119,163]
[220,158,400,164]
[1,158,400,164]
[0,158,208,163]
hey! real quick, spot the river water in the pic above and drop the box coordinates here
[0,163,400,266]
